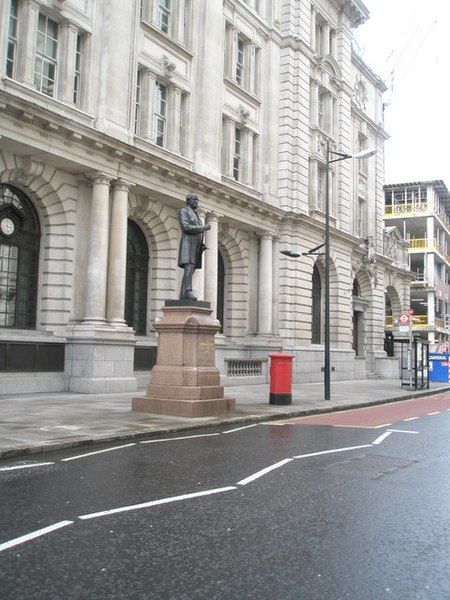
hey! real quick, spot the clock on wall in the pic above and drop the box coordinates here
[0,216,16,237]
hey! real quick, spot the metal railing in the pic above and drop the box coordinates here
[408,238,450,262]
[384,204,450,232]
[384,203,429,217]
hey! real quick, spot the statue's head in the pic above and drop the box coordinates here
[186,193,199,209]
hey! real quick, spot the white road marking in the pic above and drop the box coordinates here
[387,429,418,434]
[2,418,423,551]
[61,443,136,462]
[404,416,419,421]
[140,433,220,444]
[0,462,55,472]
[373,423,393,429]
[293,444,373,459]
[222,424,258,434]
[0,521,74,553]
[427,411,440,416]
[237,458,293,486]
[78,486,237,520]
[372,432,392,445]
[40,425,80,431]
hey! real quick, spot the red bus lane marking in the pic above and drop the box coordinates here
[283,394,450,428]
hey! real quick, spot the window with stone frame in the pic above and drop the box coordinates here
[224,22,260,95]
[222,117,258,187]
[6,0,18,79]
[0,185,40,330]
[233,126,242,180]
[356,197,366,238]
[72,33,83,106]
[34,13,59,97]
[6,2,87,107]
[135,68,188,154]
[140,0,191,45]
[134,69,143,135]
[317,164,326,211]
[153,81,168,147]
[357,133,369,176]
[317,87,335,135]
[313,10,336,57]
[158,0,171,33]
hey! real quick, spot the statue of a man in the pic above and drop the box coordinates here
[178,193,211,300]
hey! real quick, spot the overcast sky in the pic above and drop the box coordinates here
[354,0,450,187]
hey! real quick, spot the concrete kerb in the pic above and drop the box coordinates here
[1,384,448,460]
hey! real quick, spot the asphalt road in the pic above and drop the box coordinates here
[1,395,450,599]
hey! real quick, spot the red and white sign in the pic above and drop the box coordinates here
[399,314,410,324]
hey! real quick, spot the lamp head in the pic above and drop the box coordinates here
[352,148,377,160]
[281,250,302,258]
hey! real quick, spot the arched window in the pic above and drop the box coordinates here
[353,279,361,298]
[125,220,149,335]
[0,185,40,329]
[217,251,225,333]
[311,264,321,344]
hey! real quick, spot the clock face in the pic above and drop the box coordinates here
[0,217,16,237]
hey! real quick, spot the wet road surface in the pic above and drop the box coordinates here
[1,395,450,599]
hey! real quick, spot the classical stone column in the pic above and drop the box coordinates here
[258,233,273,334]
[139,69,156,140]
[106,179,131,327]
[310,7,317,50]
[84,173,112,323]
[204,213,220,317]
[168,86,183,153]
[174,0,186,42]
[60,21,79,104]
[322,22,330,55]
[193,0,224,177]
[21,1,40,85]
[222,118,235,177]
[192,208,207,300]
[242,130,254,186]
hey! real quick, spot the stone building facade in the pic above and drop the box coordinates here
[0,0,411,394]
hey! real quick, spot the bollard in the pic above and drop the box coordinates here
[269,353,294,405]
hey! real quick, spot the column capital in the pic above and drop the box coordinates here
[88,172,114,185]
[258,231,273,241]
[206,211,223,222]
[112,178,134,192]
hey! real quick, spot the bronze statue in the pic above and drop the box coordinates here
[178,193,210,300]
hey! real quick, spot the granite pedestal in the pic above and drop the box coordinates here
[132,301,235,417]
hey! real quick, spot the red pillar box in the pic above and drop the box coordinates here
[269,354,295,405]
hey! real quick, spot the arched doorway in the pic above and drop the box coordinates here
[125,220,149,334]
[352,279,368,356]
[0,184,40,329]
[217,250,225,333]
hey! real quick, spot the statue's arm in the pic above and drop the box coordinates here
[179,209,210,234]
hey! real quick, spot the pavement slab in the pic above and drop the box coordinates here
[0,379,449,458]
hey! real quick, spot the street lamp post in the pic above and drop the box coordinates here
[283,142,376,401]
[324,142,377,399]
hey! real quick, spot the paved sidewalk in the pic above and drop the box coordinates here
[1,378,449,459]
